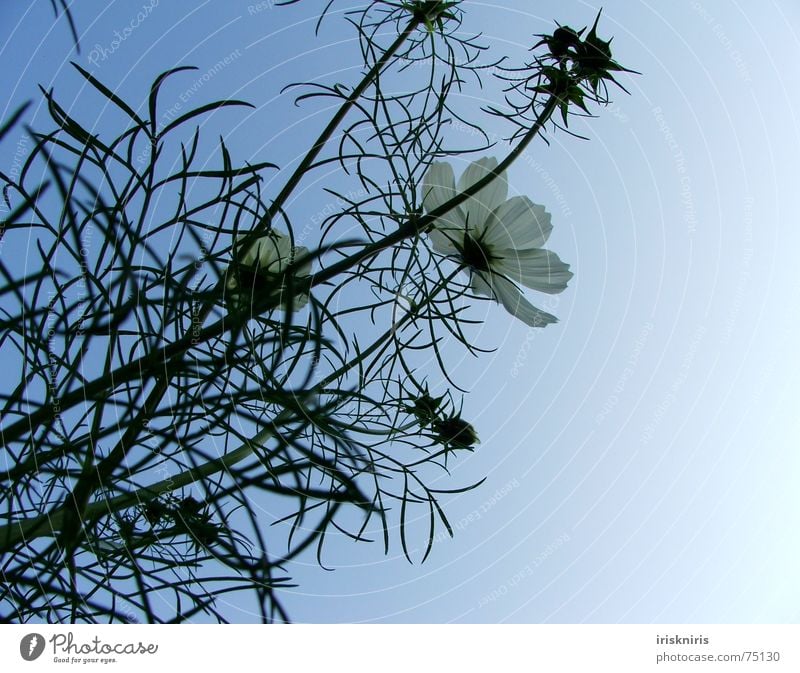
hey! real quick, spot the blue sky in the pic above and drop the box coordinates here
[1,0,799,623]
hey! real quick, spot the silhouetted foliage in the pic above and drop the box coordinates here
[0,1,630,622]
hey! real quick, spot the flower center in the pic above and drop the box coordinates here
[460,234,492,272]
[233,264,277,295]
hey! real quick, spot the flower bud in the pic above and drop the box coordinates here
[432,415,479,449]
[406,391,445,424]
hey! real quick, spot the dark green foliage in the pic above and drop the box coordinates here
[0,1,631,623]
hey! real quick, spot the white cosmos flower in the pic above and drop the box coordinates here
[422,157,573,327]
[226,229,312,311]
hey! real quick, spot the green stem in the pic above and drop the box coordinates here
[0,268,457,549]
[0,430,268,549]
[264,17,422,224]
[2,93,557,469]
[55,14,427,526]
[0,22,426,453]
[0,94,558,547]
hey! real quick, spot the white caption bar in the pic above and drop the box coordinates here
[2,624,798,672]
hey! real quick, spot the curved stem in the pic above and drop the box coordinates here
[0,267,459,549]
[49,14,428,535]
[0,429,267,548]
[264,16,422,225]
[1,94,558,550]
[0,21,424,451]
[1,93,558,464]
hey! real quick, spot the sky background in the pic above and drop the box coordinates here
[1,0,799,623]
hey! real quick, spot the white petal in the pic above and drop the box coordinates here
[240,247,257,267]
[422,162,467,253]
[482,197,553,250]
[492,248,573,294]
[233,232,259,266]
[422,161,456,213]
[293,245,313,277]
[470,272,558,327]
[491,274,559,327]
[460,197,486,239]
[292,293,310,310]
[457,157,508,236]
[278,234,298,270]
[470,271,494,298]
[428,227,460,254]
[235,229,291,271]
[457,157,507,211]
[253,239,278,269]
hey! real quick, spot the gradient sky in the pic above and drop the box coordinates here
[1,0,799,623]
